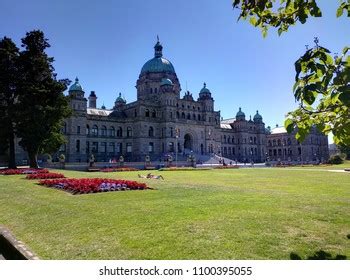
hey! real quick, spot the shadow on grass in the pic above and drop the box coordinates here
[290,250,347,260]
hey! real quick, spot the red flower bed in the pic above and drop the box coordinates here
[100,167,139,172]
[214,165,240,169]
[0,168,49,175]
[38,178,149,195]
[26,173,65,180]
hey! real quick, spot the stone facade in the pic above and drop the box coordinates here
[6,39,328,165]
[266,125,329,163]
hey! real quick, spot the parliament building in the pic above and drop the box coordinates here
[12,40,329,164]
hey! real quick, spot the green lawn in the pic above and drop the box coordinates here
[0,168,349,260]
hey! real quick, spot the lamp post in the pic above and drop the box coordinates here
[175,127,179,167]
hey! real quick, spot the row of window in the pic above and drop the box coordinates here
[221,135,261,145]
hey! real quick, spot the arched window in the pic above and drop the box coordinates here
[145,109,150,117]
[109,127,115,137]
[101,125,107,137]
[117,127,123,137]
[193,114,196,120]
[76,140,80,153]
[127,127,132,137]
[149,126,154,137]
[187,113,191,120]
[224,135,227,143]
[86,125,90,135]
[155,88,157,93]
[198,114,201,121]
[277,139,281,146]
[176,111,180,119]
[182,112,185,119]
[92,125,98,136]
[152,110,156,118]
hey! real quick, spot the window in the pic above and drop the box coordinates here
[117,127,123,137]
[155,88,157,93]
[152,110,156,118]
[62,122,67,134]
[101,142,107,153]
[76,140,80,153]
[116,143,122,153]
[77,126,80,134]
[176,111,180,118]
[187,113,190,120]
[109,127,115,137]
[182,112,185,119]
[170,127,173,137]
[101,126,107,137]
[86,141,90,153]
[193,114,196,120]
[149,142,154,153]
[127,127,132,137]
[92,142,98,153]
[149,126,154,137]
[109,143,115,153]
[198,114,201,121]
[86,125,90,135]
[145,109,150,117]
[126,143,132,153]
[92,125,98,136]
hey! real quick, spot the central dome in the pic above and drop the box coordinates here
[140,39,176,74]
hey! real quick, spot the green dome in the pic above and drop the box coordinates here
[69,77,83,92]
[116,93,126,104]
[160,78,173,86]
[141,57,175,74]
[253,110,263,122]
[141,39,175,74]
[200,82,211,94]
[236,107,245,118]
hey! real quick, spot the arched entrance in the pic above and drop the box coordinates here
[184,134,193,151]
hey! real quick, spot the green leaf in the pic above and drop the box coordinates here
[284,118,294,133]
[249,16,257,26]
[336,6,344,17]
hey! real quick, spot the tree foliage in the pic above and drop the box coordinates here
[232,0,349,37]
[0,37,19,168]
[15,30,71,168]
[232,0,350,145]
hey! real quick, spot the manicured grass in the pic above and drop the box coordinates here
[0,168,349,259]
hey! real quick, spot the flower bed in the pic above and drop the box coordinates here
[38,178,148,194]
[214,165,239,169]
[26,173,65,180]
[0,168,49,175]
[100,167,139,172]
[158,167,212,171]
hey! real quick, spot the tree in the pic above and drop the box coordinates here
[0,37,19,168]
[232,0,350,145]
[16,30,71,168]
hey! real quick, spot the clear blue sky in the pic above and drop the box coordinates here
[1,0,349,133]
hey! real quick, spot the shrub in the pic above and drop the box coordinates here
[328,155,344,165]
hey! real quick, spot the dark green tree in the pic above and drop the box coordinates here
[232,0,350,145]
[0,37,19,168]
[16,30,71,168]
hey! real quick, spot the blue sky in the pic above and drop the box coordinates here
[1,0,349,134]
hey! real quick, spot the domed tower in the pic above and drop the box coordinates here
[68,77,87,112]
[253,110,263,123]
[198,82,214,112]
[136,38,181,102]
[114,92,127,110]
[236,107,246,121]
